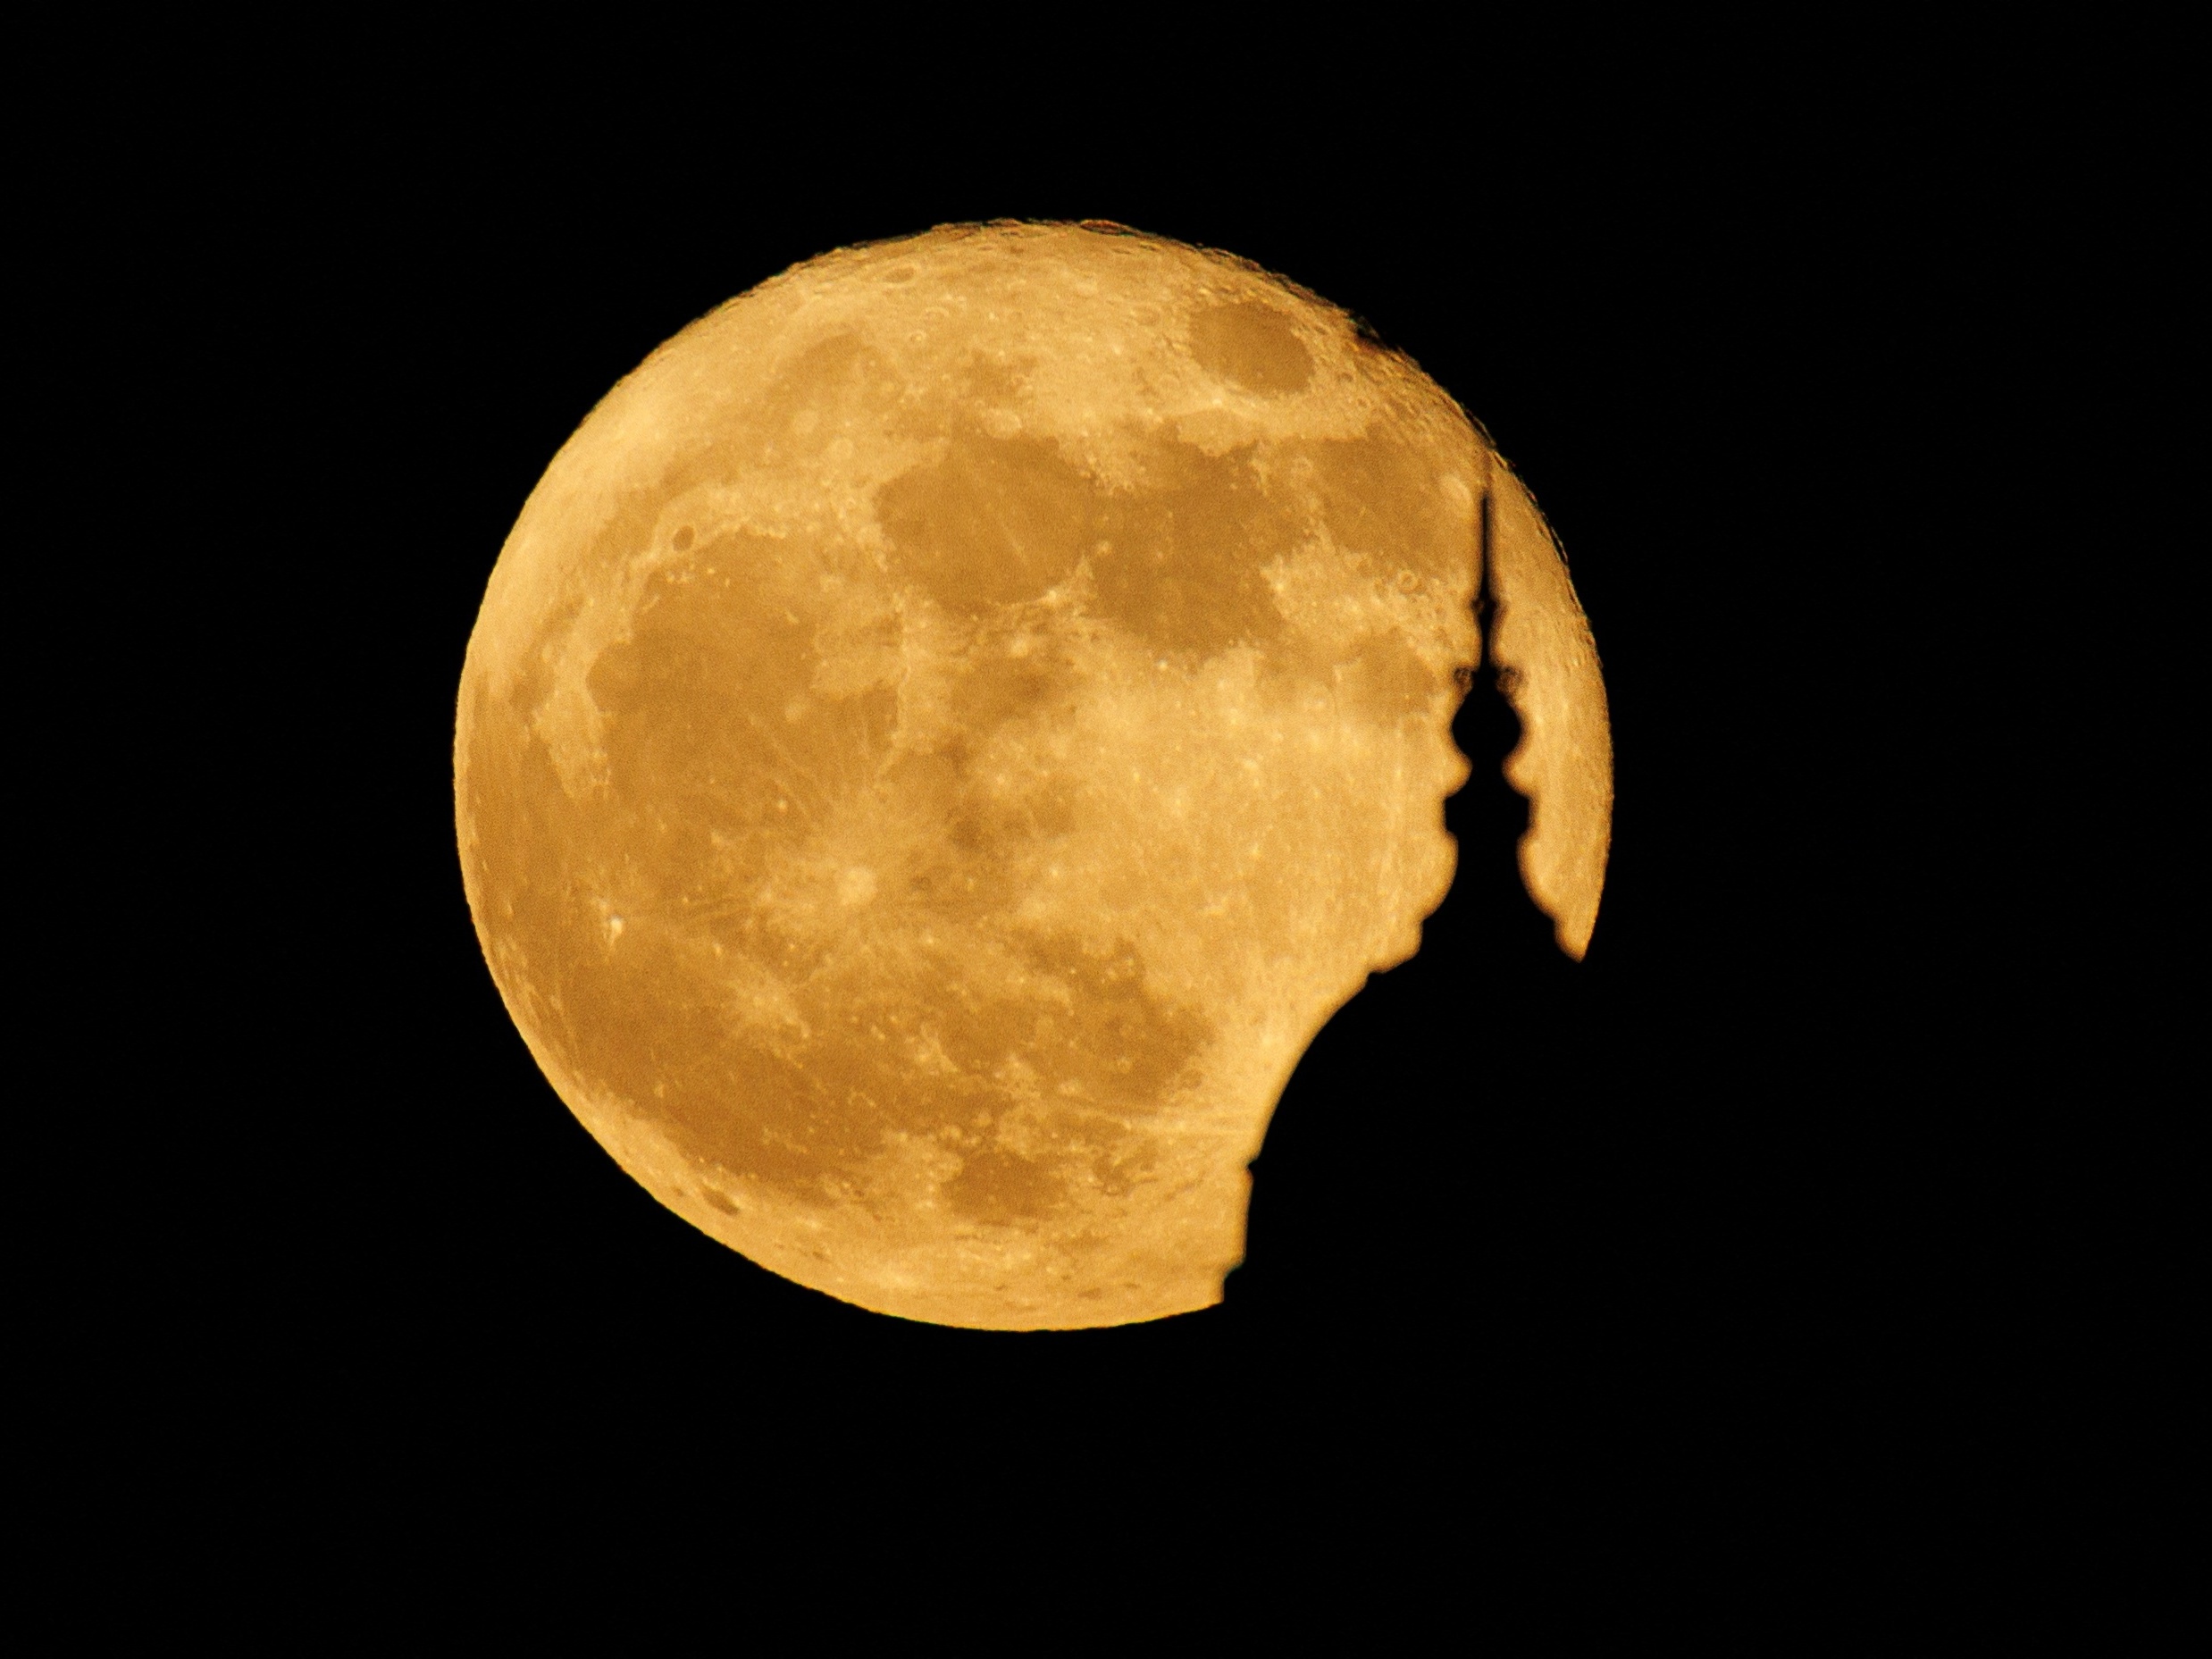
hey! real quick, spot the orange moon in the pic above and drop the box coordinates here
[455,222,1610,1328]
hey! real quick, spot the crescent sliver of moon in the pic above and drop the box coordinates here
[456,222,1611,1328]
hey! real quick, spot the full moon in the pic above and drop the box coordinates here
[456,222,1611,1328]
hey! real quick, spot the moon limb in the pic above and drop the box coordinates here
[455,222,1612,1328]
[1486,461,1613,959]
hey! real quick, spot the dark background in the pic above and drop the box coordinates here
[62,45,2168,1638]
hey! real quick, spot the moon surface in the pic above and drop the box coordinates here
[456,222,1611,1329]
